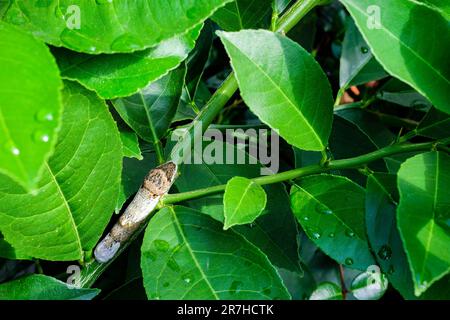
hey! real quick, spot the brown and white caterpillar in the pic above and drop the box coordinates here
[94,161,177,263]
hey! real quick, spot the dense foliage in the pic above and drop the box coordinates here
[0,0,449,300]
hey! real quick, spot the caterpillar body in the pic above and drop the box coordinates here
[94,161,177,263]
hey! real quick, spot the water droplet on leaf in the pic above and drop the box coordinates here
[345,258,354,265]
[33,131,50,143]
[35,110,55,122]
[345,230,355,238]
[361,46,369,54]
[312,232,321,240]
[110,34,143,51]
[377,245,392,260]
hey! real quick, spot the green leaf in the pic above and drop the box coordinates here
[54,27,200,99]
[350,267,388,300]
[0,81,122,261]
[218,30,333,151]
[141,206,290,299]
[0,274,99,300]
[4,0,232,54]
[309,282,343,300]
[416,108,450,139]
[340,0,450,114]
[116,149,157,213]
[0,22,62,191]
[365,173,415,299]
[339,19,387,88]
[120,130,142,160]
[212,0,272,31]
[112,66,185,143]
[223,176,267,229]
[290,174,375,270]
[397,151,450,296]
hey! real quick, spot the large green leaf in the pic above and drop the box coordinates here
[365,173,415,299]
[0,274,99,300]
[3,0,232,54]
[218,30,333,151]
[0,22,62,191]
[290,174,375,270]
[112,66,185,143]
[397,151,450,296]
[339,19,387,88]
[212,0,272,31]
[141,206,290,299]
[223,176,267,229]
[54,27,200,99]
[0,81,122,261]
[340,0,450,114]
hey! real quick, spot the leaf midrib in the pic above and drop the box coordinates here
[169,207,220,300]
[45,162,83,258]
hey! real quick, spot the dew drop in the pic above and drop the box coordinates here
[345,230,355,238]
[153,239,170,252]
[328,232,335,238]
[183,277,191,284]
[110,34,143,51]
[311,232,321,240]
[361,46,369,54]
[33,131,50,143]
[11,146,20,156]
[345,257,354,265]
[315,203,332,215]
[377,245,392,260]
[35,110,55,122]
[303,216,310,221]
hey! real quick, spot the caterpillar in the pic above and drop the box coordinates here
[94,161,177,263]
